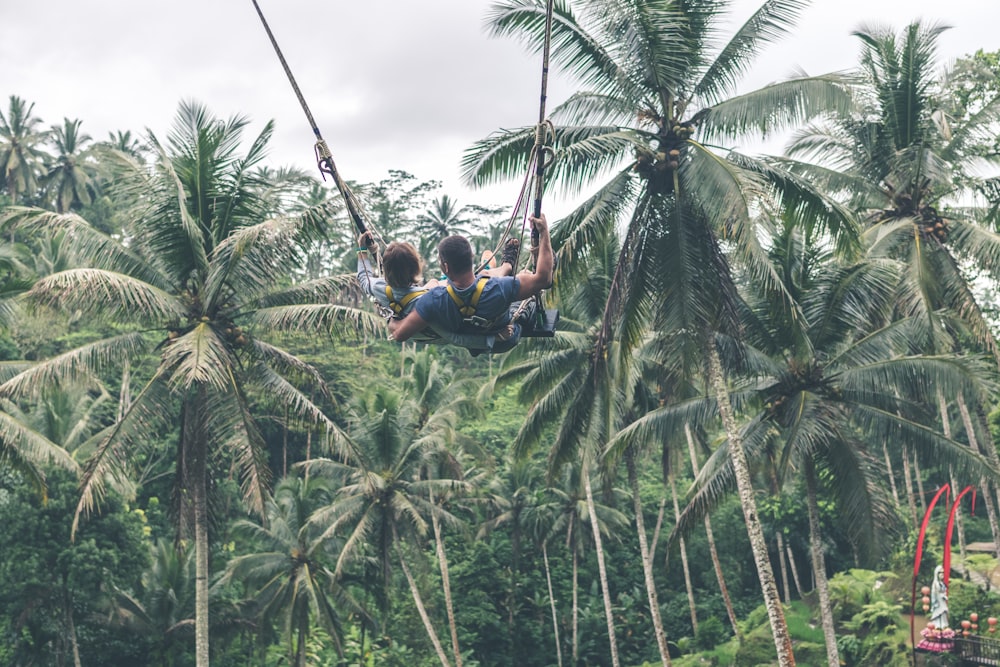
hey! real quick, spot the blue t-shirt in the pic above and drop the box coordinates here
[415,275,521,335]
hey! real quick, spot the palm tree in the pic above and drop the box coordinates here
[785,20,1000,552]
[112,539,197,667]
[0,100,373,666]
[308,384,465,667]
[216,475,365,666]
[467,3,854,662]
[0,95,48,206]
[42,118,95,213]
[414,195,474,258]
[615,223,997,666]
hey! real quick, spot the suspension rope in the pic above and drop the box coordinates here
[250,0,385,248]
[480,0,557,276]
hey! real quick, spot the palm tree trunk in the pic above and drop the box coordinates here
[706,343,793,666]
[940,392,969,566]
[913,451,927,516]
[776,531,791,603]
[669,471,698,635]
[626,449,672,666]
[583,468,621,667]
[295,624,306,667]
[804,461,839,667]
[66,589,82,667]
[572,545,579,665]
[430,499,462,667]
[957,393,1000,563]
[786,544,803,599]
[650,497,666,563]
[902,444,918,527]
[191,419,211,667]
[542,543,564,667]
[395,537,452,667]
[684,422,740,640]
[883,443,900,507]
[186,396,209,667]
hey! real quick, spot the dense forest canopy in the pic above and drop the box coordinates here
[3,3,1000,667]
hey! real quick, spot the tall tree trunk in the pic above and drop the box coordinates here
[883,442,900,507]
[669,472,698,635]
[804,461,839,667]
[626,449,672,666]
[786,544,803,599]
[913,451,927,517]
[972,399,1000,542]
[651,497,666,563]
[572,544,579,665]
[583,468,621,667]
[706,344,793,666]
[189,402,211,667]
[395,534,451,667]
[902,444,918,527]
[542,543,564,667]
[957,393,1000,563]
[65,588,82,667]
[776,531,791,603]
[431,496,462,667]
[684,422,741,640]
[939,392,969,566]
[295,623,306,667]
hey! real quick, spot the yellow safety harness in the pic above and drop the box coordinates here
[446,277,501,329]
[385,285,426,316]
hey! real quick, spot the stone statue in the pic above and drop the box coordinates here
[929,564,949,629]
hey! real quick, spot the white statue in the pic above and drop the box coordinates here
[929,564,949,629]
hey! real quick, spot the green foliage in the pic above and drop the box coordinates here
[0,468,149,665]
[694,615,727,651]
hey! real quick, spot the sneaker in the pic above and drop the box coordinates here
[501,238,520,269]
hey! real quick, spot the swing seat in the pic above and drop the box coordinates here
[514,298,558,338]
[522,308,559,338]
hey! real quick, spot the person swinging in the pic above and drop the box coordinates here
[387,213,554,355]
[357,231,523,353]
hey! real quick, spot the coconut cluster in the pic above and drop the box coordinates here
[884,187,949,244]
[634,116,696,192]
[917,206,948,243]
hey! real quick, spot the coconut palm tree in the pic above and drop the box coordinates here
[414,195,474,258]
[216,475,366,667]
[111,539,197,667]
[467,3,854,661]
[614,223,998,666]
[0,95,48,206]
[307,384,466,667]
[785,20,1000,553]
[0,100,374,666]
[42,118,95,213]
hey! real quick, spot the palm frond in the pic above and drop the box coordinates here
[160,322,237,391]
[28,269,185,325]
[700,74,854,143]
[695,0,808,104]
[73,367,174,537]
[250,303,382,339]
[0,332,149,399]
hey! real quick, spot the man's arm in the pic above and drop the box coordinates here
[515,213,554,300]
[387,309,429,343]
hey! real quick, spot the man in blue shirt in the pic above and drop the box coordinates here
[388,214,554,354]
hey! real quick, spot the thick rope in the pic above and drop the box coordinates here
[250,0,390,251]
[533,0,556,220]
[250,0,398,320]
[480,0,557,276]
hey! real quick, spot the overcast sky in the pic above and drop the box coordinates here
[2,0,998,215]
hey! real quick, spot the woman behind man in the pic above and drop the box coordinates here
[357,233,518,352]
